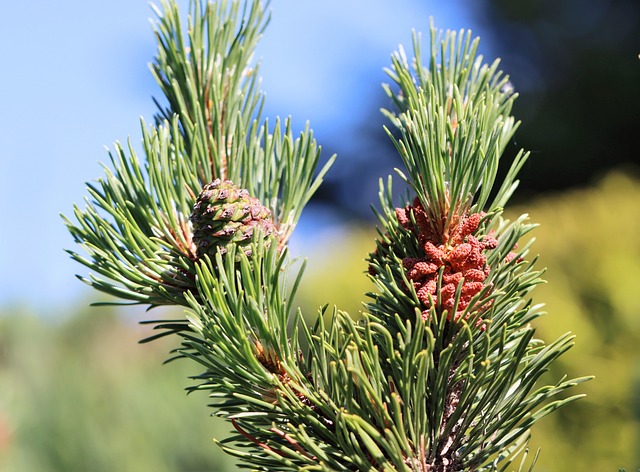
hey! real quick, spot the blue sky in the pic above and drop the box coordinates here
[0,0,483,311]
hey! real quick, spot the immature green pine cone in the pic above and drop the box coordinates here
[190,179,277,258]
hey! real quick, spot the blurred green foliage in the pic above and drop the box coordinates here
[514,169,640,471]
[1,169,638,471]
[0,305,237,472]
[294,226,377,320]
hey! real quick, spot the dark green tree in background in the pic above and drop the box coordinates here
[64,0,590,470]
[470,0,640,196]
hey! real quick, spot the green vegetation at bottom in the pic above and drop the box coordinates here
[0,306,237,472]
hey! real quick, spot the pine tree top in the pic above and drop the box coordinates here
[64,1,590,470]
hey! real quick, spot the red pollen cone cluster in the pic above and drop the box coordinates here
[396,198,498,327]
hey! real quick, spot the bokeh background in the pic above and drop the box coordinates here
[1,0,639,470]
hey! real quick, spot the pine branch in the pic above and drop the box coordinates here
[151,0,268,182]
[64,119,199,306]
[366,25,591,470]
[382,26,528,240]
[64,2,590,471]
[64,0,334,306]
[151,0,334,242]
